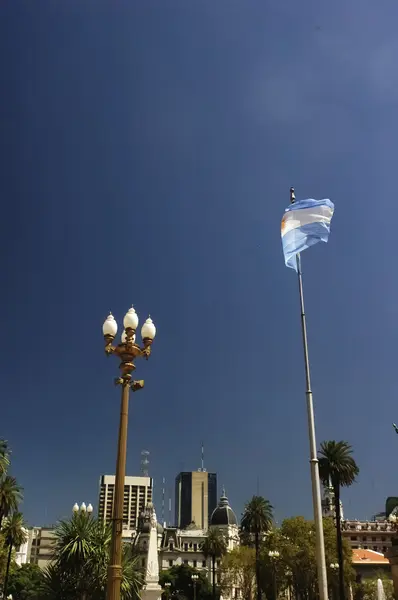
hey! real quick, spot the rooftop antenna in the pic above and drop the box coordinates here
[199,442,206,472]
[168,491,172,526]
[161,477,165,525]
[141,450,150,477]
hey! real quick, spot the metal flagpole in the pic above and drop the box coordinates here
[290,187,329,600]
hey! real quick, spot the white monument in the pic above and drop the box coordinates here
[141,504,162,600]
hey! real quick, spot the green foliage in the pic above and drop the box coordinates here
[40,512,143,600]
[318,441,360,489]
[254,516,355,600]
[202,529,227,562]
[319,440,359,600]
[0,440,10,478]
[202,528,227,599]
[241,497,274,540]
[160,564,212,600]
[220,545,255,600]
[2,512,27,549]
[241,496,273,600]
[6,563,44,600]
[0,476,23,529]
[356,573,394,600]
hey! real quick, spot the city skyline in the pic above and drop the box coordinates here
[2,0,398,529]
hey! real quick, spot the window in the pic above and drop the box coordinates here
[169,543,174,551]
[350,536,357,541]
[193,560,197,568]
[184,543,188,551]
[372,537,376,541]
[202,560,206,568]
[169,560,174,567]
[184,560,189,565]
[362,537,367,541]
[194,543,197,551]
[373,546,378,551]
[383,547,387,553]
[217,561,221,568]
[381,537,386,541]
[364,546,368,549]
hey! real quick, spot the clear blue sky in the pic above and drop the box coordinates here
[1,0,398,527]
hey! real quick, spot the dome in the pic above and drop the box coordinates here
[210,490,237,527]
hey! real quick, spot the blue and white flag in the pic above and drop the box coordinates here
[281,198,335,270]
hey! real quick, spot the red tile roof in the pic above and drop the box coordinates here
[352,549,389,564]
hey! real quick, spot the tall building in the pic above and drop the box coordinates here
[98,475,153,535]
[175,471,217,530]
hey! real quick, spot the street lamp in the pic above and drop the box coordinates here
[268,551,280,600]
[102,307,156,600]
[73,503,93,515]
[192,574,199,600]
[329,563,339,600]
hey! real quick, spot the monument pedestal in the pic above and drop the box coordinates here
[141,583,162,600]
[386,543,398,598]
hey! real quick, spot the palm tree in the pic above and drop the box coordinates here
[47,511,143,600]
[241,496,273,600]
[319,440,359,600]
[2,512,27,598]
[0,439,10,478]
[0,475,23,529]
[202,527,227,600]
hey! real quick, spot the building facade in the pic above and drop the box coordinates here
[135,491,239,596]
[28,527,57,568]
[342,519,395,554]
[98,474,153,538]
[175,471,217,530]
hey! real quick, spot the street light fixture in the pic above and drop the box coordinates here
[268,550,280,600]
[73,503,93,514]
[192,574,199,600]
[330,563,339,571]
[102,307,156,600]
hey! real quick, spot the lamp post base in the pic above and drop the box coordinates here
[106,564,123,600]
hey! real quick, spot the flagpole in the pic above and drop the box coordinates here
[290,187,329,600]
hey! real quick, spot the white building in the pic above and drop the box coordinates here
[98,474,153,540]
[134,490,240,597]
[341,519,395,554]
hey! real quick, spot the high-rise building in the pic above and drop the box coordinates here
[175,471,217,530]
[98,475,153,535]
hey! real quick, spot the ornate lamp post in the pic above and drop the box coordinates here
[102,307,156,600]
[268,550,280,600]
[192,574,199,600]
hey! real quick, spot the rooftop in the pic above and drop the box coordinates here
[352,549,389,564]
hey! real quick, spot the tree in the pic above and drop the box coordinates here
[6,563,44,600]
[319,441,359,600]
[220,545,255,600]
[0,476,23,530]
[41,511,143,600]
[0,440,10,478]
[241,496,273,600]
[2,512,28,598]
[270,516,354,600]
[202,528,227,600]
[159,564,212,600]
[356,572,394,600]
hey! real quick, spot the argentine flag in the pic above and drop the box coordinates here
[281,198,335,270]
